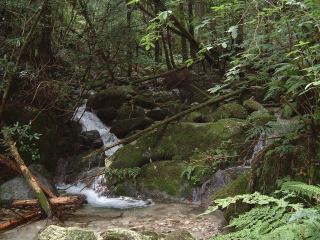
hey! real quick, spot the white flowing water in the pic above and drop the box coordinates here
[72,99,121,156]
[57,98,151,209]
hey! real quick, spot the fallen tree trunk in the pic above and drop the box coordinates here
[87,87,246,159]
[0,155,56,198]
[0,211,42,231]
[2,132,52,217]
[2,196,83,209]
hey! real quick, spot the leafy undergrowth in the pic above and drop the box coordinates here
[205,181,320,240]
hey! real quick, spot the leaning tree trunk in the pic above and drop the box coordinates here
[2,132,52,217]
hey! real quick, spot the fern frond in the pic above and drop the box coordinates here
[281,181,320,200]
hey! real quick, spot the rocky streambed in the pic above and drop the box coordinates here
[1,203,226,240]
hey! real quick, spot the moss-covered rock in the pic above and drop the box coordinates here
[109,119,248,169]
[138,161,191,198]
[243,98,265,112]
[248,110,276,126]
[133,95,158,109]
[184,111,206,123]
[96,107,118,124]
[111,117,153,138]
[212,172,251,200]
[116,104,146,120]
[101,228,148,240]
[211,103,248,120]
[87,87,129,110]
[164,230,195,240]
[38,225,97,240]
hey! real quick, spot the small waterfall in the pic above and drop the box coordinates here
[72,99,121,156]
[57,97,152,209]
[244,132,266,166]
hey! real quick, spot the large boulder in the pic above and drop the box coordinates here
[116,104,146,120]
[38,225,97,240]
[79,130,103,149]
[146,108,168,121]
[96,107,117,124]
[211,103,248,120]
[0,164,57,201]
[38,225,195,240]
[138,161,192,198]
[109,119,248,169]
[248,110,276,126]
[111,117,153,138]
[243,98,265,112]
[133,95,158,109]
[87,87,129,110]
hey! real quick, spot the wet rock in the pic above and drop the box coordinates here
[79,130,103,149]
[211,103,248,120]
[38,225,97,240]
[116,104,146,120]
[110,119,248,169]
[138,161,191,198]
[0,164,57,201]
[165,229,195,240]
[248,110,276,126]
[146,108,168,121]
[200,167,250,205]
[111,117,153,138]
[87,87,128,110]
[243,98,265,112]
[133,95,157,109]
[96,107,117,124]
[101,228,147,240]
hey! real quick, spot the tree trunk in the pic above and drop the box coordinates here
[161,32,173,70]
[179,2,189,62]
[2,132,52,217]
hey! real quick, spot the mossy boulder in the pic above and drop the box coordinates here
[101,228,148,240]
[96,107,118,124]
[164,230,195,240]
[146,108,168,121]
[212,172,251,200]
[133,95,158,109]
[243,98,265,112]
[116,104,146,120]
[39,225,97,240]
[248,110,276,126]
[109,119,248,169]
[184,111,207,123]
[111,117,153,138]
[138,161,192,198]
[87,87,129,110]
[211,103,248,120]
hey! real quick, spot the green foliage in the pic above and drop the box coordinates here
[2,122,41,161]
[206,181,320,239]
[106,167,141,183]
[281,181,320,200]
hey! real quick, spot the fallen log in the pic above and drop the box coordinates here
[2,196,83,209]
[87,87,246,159]
[0,155,57,198]
[2,132,52,217]
[0,211,42,231]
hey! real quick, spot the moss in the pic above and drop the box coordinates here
[101,228,147,240]
[243,98,265,112]
[248,110,276,126]
[38,225,97,240]
[110,119,248,169]
[211,103,248,120]
[133,95,158,109]
[138,161,192,197]
[87,87,129,110]
[212,172,251,200]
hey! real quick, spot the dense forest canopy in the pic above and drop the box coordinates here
[1,0,320,239]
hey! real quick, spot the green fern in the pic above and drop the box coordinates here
[281,181,320,200]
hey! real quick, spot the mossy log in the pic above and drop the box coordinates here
[2,132,52,217]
